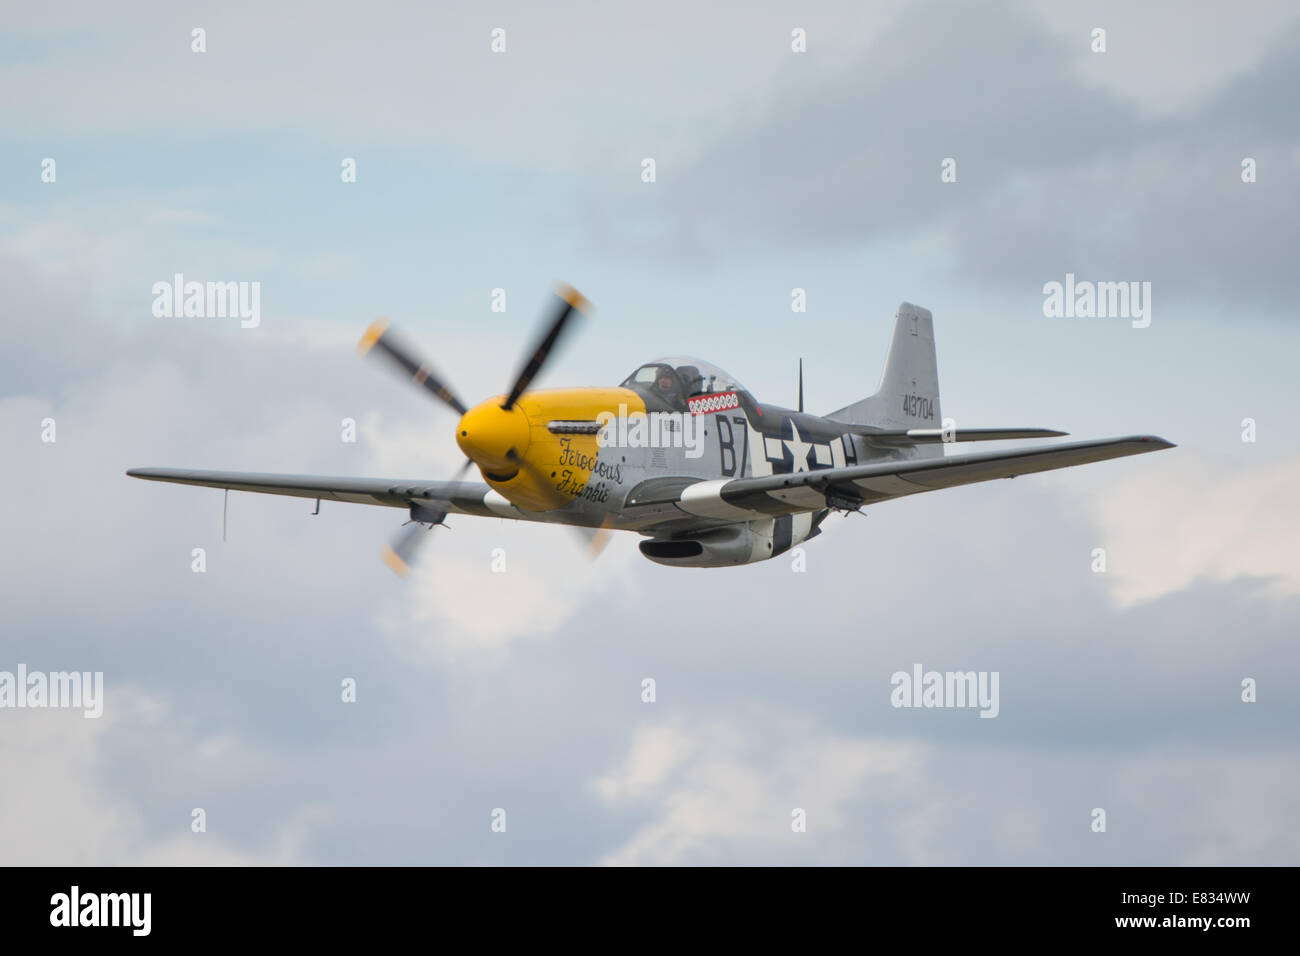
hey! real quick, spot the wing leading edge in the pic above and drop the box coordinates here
[125,468,506,517]
[628,435,1174,519]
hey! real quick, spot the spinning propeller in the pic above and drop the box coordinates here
[358,285,603,575]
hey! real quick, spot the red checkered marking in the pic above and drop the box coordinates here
[688,391,740,415]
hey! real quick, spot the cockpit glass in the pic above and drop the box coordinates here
[619,356,746,397]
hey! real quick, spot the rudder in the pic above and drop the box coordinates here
[827,302,942,433]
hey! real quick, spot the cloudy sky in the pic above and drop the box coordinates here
[2,0,1297,865]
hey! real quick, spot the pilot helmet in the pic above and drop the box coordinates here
[676,365,703,394]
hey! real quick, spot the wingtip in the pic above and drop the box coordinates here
[1120,435,1175,451]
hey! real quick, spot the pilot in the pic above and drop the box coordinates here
[654,367,681,402]
[676,365,704,396]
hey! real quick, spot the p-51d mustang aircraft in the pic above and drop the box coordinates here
[128,285,1173,572]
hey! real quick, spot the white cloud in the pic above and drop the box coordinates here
[384,516,644,664]
[0,691,307,865]
[1086,451,1300,606]
[595,724,1300,865]
[593,719,921,865]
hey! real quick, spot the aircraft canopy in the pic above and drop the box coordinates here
[619,357,747,405]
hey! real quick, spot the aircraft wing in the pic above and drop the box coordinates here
[126,468,505,517]
[850,427,1068,444]
[626,435,1174,519]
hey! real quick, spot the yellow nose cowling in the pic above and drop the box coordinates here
[456,399,532,478]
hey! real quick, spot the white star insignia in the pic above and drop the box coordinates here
[783,421,812,472]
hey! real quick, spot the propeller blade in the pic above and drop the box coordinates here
[504,448,614,560]
[358,319,468,415]
[382,521,430,577]
[501,285,589,410]
[582,518,615,559]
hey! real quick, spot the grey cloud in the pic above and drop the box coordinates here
[602,1,1300,315]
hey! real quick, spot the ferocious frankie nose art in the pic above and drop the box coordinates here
[128,285,1174,574]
